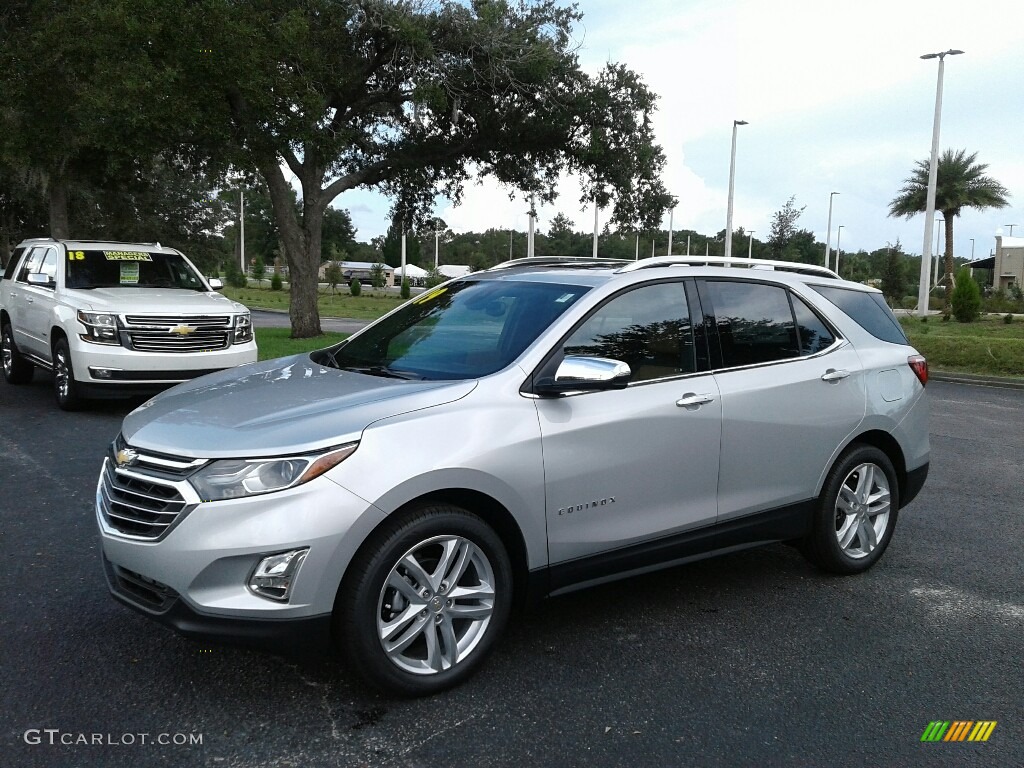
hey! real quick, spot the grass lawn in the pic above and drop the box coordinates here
[899,315,1024,378]
[255,327,348,362]
[225,285,405,320]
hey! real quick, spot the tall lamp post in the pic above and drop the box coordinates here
[724,119,748,262]
[970,238,975,259]
[1006,224,1019,236]
[747,230,756,259]
[916,48,964,317]
[824,191,840,269]
[835,225,844,277]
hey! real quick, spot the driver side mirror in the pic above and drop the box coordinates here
[27,272,55,288]
[208,277,224,290]
[534,355,631,396]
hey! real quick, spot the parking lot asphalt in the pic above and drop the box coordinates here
[1,376,1021,768]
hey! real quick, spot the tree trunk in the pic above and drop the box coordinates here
[49,174,70,239]
[942,213,955,318]
[257,158,325,338]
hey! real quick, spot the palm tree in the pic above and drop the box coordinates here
[889,149,1010,316]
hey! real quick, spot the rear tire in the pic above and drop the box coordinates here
[800,444,899,574]
[336,503,512,696]
[2,323,34,384]
[53,337,83,411]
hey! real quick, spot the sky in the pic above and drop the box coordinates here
[330,0,1024,260]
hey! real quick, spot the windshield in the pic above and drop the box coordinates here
[314,278,591,380]
[65,249,208,290]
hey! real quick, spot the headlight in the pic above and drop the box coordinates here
[233,313,253,343]
[77,311,120,345]
[190,443,358,501]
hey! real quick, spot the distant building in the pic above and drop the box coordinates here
[437,264,471,279]
[968,236,1024,292]
[319,261,394,286]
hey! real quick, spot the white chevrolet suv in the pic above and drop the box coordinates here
[1,238,257,409]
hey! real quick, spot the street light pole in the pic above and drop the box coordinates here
[747,230,755,259]
[836,225,844,277]
[916,48,964,317]
[970,238,975,259]
[824,191,840,269]
[933,218,943,288]
[592,199,599,258]
[667,207,674,256]
[724,120,747,263]
[1006,224,1019,236]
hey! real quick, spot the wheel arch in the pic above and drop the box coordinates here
[841,430,908,507]
[333,487,536,633]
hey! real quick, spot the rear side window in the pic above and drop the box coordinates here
[705,281,799,367]
[791,293,836,354]
[3,247,27,281]
[810,285,908,345]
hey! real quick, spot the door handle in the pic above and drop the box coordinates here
[821,368,850,382]
[676,393,715,407]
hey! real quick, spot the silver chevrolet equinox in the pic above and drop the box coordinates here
[97,256,929,695]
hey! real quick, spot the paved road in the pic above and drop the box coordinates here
[2,379,1021,767]
[251,309,369,335]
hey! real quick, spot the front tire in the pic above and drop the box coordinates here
[53,337,83,411]
[2,323,34,384]
[800,444,899,574]
[337,504,513,696]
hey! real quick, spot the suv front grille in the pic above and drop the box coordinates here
[122,314,232,353]
[99,458,192,540]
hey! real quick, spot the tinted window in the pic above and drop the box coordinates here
[791,293,836,354]
[810,285,908,345]
[3,247,27,281]
[706,281,799,367]
[65,249,206,290]
[563,282,694,382]
[317,279,590,380]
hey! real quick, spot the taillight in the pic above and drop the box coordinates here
[908,355,928,386]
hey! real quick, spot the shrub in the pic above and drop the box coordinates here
[1004,313,1014,324]
[224,263,248,288]
[349,277,362,296]
[270,273,283,291]
[950,268,981,323]
[400,277,411,299]
[324,262,343,294]
[370,263,386,289]
[424,267,445,288]
[252,256,266,287]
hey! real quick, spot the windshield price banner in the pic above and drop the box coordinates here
[104,251,152,261]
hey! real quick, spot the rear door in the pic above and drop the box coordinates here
[535,280,722,568]
[698,279,866,522]
[9,247,46,353]
[20,245,60,357]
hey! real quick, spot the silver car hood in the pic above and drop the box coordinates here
[121,355,477,458]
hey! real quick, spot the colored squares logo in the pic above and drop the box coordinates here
[921,721,997,742]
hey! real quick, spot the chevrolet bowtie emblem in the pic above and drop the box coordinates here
[115,448,139,467]
[170,324,196,335]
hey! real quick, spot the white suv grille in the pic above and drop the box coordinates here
[122,314,232,353]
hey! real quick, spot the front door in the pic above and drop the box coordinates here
[534,280,722,567]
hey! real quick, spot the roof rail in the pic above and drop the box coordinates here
[616,256,840,279]
[488,256,630,271]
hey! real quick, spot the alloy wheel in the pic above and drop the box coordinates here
[834,462,891,559]
[376,534,495,676]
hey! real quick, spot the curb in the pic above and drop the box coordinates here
[931,371,1024,390]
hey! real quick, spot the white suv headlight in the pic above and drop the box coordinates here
[77,311,121,345]
[190,443,358,502]
[233,313,253,343]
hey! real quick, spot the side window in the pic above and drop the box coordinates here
[809,285,909,345]
[563,281,694,382]
[38,248,58,283]
[705,281,799,367]
[3,247,27,281]
[16,247,45,283]
[791,293,836,355]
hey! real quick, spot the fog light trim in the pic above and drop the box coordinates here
[248,548,309,602]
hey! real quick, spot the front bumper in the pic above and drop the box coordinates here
[70,333,257,385]
[98,469,387,643]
